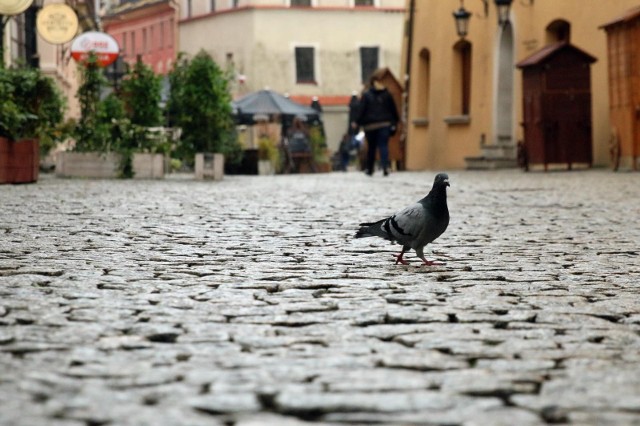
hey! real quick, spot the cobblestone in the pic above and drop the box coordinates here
[0,169,639,425]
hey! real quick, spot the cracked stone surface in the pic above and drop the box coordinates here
[1,170,639,425]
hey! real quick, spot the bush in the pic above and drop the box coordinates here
[168,50,241,165]
[0,66,66,155]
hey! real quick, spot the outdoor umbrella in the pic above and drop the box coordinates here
[232,89,320,124]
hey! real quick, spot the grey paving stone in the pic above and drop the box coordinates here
[1,170,640,424]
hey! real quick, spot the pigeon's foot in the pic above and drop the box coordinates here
[421,259,445,266]
[394,253,409,265]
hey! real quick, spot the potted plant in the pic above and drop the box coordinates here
[168,50,241,180]
[309,123,331,173]
[0,66,65,184]
[257,135,280,175]
[57,54,170,178]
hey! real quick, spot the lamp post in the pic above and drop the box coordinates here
[494,0,513,26]
[452,1,471,38]
[25,0,44,68]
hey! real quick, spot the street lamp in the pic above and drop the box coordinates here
[452,1,471,38]
[25,0,45,67]
[494,0,513,26]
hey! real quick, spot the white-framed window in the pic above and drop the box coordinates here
[354,0,375,6]
[290,0,312,6]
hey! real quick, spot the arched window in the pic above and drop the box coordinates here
[452,40,472,116]
[546,19,571,44]
[415,48,431,122]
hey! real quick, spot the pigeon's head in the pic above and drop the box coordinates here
[433,173,450,188]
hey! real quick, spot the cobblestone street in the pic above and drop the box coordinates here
[1,169,639,426]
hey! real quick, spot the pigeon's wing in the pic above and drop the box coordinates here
[381,203,426,245]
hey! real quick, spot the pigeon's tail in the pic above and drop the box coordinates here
[355,219,385,239]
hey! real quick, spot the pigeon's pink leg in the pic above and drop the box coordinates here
[418,255,445,266]
[394,247,410,265]
[394,252,409,265]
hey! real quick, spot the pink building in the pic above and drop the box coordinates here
[102,0,179,75]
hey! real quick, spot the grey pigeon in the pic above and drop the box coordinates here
[355,173,450,265]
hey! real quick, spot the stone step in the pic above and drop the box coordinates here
[480,144,516,159]
[464,156,519,170]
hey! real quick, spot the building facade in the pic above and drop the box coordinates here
[401,0,640,170]
[178,0,405,152]
[102,0,179,75]
[1,0,99,119]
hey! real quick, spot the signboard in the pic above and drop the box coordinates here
[0,0,32,15]
[70,31,120,67]
[36,4,79,45]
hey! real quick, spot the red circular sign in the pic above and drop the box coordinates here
[71,31,119,67]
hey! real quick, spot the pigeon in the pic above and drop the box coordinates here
[355,173,450,265]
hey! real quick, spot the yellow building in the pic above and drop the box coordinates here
[402,0,640,170]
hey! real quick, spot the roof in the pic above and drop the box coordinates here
[103,0,171,20]
[516,42,597,68]
[600,5,640,29]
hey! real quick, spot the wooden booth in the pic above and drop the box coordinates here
[601,6,640,170]
[517,42,596,170]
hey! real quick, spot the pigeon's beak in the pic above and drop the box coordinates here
[444,179,450,187]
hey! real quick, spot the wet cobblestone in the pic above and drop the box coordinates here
[1,170,639,425]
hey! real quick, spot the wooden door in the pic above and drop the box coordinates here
[543,93,592,166]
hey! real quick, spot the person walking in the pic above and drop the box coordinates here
[352,68,399,176]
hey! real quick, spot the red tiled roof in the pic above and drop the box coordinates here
[288,95,352,107]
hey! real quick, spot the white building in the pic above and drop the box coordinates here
[178,0,405,152]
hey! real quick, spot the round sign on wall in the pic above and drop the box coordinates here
[70,31,120,67]
[37,4,79,45]
[0,0,32,15]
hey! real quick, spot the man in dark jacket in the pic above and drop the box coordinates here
[353,68,399,176]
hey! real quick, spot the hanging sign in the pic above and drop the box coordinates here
[37,4,79,45]
[0,0,32,15]
[70,31,120,67]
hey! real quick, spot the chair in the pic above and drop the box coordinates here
[285,131,315,173]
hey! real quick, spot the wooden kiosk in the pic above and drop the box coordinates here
[517,42,596,170]
[601,6,640,170]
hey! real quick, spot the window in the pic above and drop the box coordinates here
[295,46,315,84]
[291,0,312,6]
[360,46,379,84]
[546,19,571,44]
[121,33,127,55]
[160,22,164,49]
[131,32,136,54]
[150,26,154,52]
[355,0,374,6]
[416,48,430,122]
[452,40,472,116]
[210,0,216,12]
[186,0,192,17]
[142,28,147,53]
[232,0,239,7]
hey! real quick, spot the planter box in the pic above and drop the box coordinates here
[56,152,121,178]
[195,153,224,181]
[132,153,165,179]
[56,152,166,179]
[0,137,39,184]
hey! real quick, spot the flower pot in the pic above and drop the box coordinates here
[132,153,165,179]
[195,152,224,181]
[258,159,275,175]
[0,137,39,184]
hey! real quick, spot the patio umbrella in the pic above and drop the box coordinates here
[232,89,320,124]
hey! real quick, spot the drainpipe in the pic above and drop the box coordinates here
[401,0,416,169]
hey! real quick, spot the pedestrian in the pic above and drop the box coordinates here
[352,68,399,176]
